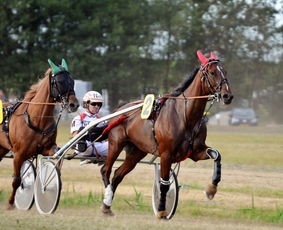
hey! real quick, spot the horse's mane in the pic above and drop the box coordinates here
[24,69,51,101]
[170,67,199,97]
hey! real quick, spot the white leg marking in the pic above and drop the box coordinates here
[103,184,113,206]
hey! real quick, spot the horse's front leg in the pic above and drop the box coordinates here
[157,155,172,219]
[7,154,23,210]
[205,147,221,200]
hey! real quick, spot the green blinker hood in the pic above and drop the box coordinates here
[48,58,68,75]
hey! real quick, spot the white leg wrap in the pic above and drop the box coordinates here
[103,184,113,207]
[206,148,220,161]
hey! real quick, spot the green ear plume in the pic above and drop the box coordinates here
[61,58,68,71]
[48,59,61,75]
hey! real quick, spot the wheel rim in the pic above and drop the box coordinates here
[152,166,179,219]
[15,160,36,210]
[34,161,61,214]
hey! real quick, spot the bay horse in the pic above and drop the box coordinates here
[100,50,233,218]
[0,59,79,209]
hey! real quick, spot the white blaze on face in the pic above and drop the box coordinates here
[217,65,230,91]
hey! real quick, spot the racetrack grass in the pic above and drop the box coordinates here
[55,122,283,225]
[56,121,283,168]
[2,187,281,224]
[206,131,283,167]
[59,191,283,224]
[0,121,283,229]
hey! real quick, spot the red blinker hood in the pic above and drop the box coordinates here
[197,50,218,66]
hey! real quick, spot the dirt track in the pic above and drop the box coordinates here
[0,125,283,229]
[1,157,283,230]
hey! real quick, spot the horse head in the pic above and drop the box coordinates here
[48,59,79,112]
[197,50,233,104]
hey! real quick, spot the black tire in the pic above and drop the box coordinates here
[34,161,61,214]
[15,160,36,210]
[152,165,179,219]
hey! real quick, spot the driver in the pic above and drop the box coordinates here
[70,91,108,164]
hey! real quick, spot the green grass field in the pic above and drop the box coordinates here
[0,122,282,229]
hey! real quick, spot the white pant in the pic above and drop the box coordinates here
[78,140,108,158]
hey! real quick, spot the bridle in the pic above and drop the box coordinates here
[50,69,75,111]
[200,60,230,96]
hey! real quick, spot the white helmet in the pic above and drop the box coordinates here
[82,91,103,108]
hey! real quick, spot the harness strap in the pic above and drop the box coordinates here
[148,98,169,155]
[179,98,215,162]
[23,111,57,136]
[148,119,159,155]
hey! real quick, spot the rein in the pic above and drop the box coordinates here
[163,94,214,100]
[19,100,60,105]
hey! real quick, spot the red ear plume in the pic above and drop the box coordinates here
[210,52,217,60]
[197,50,209,66]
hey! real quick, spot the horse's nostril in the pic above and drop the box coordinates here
[222,94,229,99]
[69,103,79,109]
[222,93,234,104]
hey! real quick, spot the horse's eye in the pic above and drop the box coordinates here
[210,71,215,76]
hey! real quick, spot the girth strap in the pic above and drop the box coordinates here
[23,111,57,136]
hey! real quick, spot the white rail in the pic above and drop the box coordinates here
[53,102,144,160]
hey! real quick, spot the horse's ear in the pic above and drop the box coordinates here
[48,59,61,76]
[210,52,218,60]
[61,58,68,71]
[196,50,208,66]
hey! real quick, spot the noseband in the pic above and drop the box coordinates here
[200,60,230,95]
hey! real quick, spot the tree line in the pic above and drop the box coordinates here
[0,0,282,122]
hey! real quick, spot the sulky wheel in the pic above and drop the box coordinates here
[15,160,36,210]
[152,164,179,220]
[34,160,61,214]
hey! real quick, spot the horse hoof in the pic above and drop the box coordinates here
[101,203,114,216]
[204,191,214,200]
[7,204,15,210]
[157,211,168,220]
[204,184,217,200]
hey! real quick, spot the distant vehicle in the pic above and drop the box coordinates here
[229,108,258,126]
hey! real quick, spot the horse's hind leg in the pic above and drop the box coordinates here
[100,134,126,215]
[0,147,10,161]
[7,153,24,209]
[111,147,147,192]
[101,145,146,216]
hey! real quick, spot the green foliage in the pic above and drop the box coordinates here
[238,208,283,223]
[123,187,146,211]
[61,191,102,207]
[0,0,282,118]
[0,190,10,203]
[60,188,151,213]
